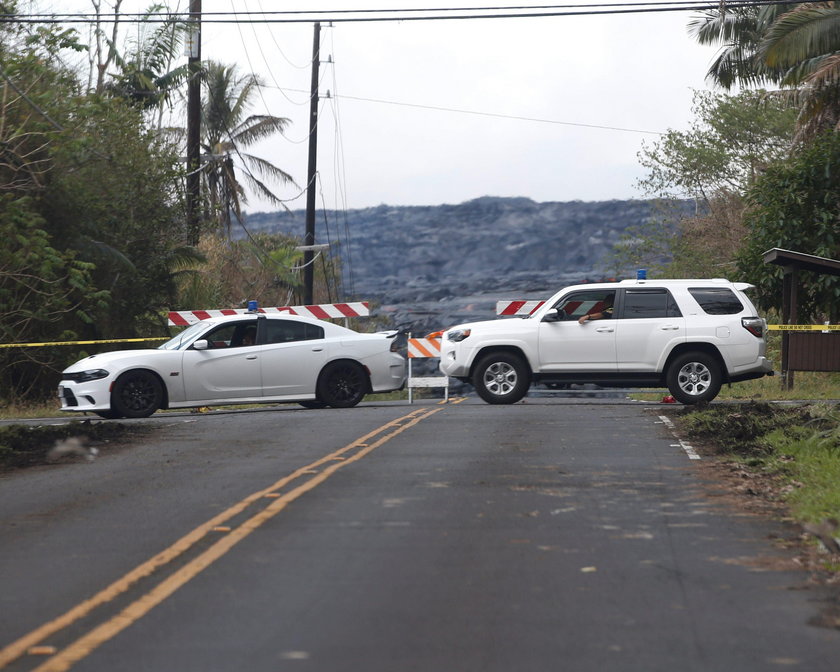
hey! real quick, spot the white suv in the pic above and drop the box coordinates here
[439,279,773,404]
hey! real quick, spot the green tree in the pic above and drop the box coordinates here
[737,131,840,322]
[104,4,190,122]
[41,96,188,337]
[177,233,303,310]
[622,91,796,277]
[0,195,104,400]
[201,61,294,237]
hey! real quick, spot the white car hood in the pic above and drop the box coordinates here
[448,316,536,336]
[62,349,163,373]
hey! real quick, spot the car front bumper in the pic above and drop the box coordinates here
[58,379,113,413]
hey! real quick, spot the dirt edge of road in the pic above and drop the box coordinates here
[655,403,840,631]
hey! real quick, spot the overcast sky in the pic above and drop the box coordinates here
[46,1,720,211]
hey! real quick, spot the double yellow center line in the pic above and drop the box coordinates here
[1,404,453,671]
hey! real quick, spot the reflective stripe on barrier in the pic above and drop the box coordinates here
[408,338,441,358]
[496,300,545,316]
[168,302,370,326]
[407,335,448,403]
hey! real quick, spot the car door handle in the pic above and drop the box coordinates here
[660,325,681,331]
[246,354,258,360]
[595,327,614,333]
[311,346,324,352]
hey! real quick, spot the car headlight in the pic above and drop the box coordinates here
[63,369,110,383]
[447,328,471,342]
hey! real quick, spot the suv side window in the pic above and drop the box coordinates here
[264,319,324,344]
[622,289,682,319]
[554,290,616,320]
[689,288,743,315]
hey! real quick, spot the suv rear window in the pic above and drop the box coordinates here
[622,289,682,318]
[689,288,744,315]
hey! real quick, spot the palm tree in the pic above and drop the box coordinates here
[687,3,791,89]
[200,61,295,237]
[758,2,840,139]
[689,2,840,138]
[104,4,190,125]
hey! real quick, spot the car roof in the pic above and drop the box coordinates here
[557,278,748,293]
[197,312,338,327]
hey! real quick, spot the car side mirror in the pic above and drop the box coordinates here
[542,308,562,323]
[192,339,208,350]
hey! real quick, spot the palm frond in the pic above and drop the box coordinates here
[241,153,296,185]
[230,115,291,147]
[761,6,840,69]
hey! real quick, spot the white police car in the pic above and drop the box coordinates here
[59,314,406,418]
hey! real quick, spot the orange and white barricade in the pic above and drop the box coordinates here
[407,334,449,403]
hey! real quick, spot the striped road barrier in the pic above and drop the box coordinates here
[168,302,370,326]
[407,336,448,403]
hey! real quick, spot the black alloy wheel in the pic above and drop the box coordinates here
[317,361,367,408]
[111,370,164,418]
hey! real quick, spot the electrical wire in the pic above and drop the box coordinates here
[0,0,800,24]
[264,85,664,136]
[4,2,804,24]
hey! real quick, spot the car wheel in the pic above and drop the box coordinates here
[473,352,530,404]
[317,361,367,408]
[666,352,722,404]
[111,370,163,418]
[299,400,328,409]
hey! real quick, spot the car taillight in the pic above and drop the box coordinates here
[741,317,764,338]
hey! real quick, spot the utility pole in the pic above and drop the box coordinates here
[186,0,202,245]
[303,22,321,305]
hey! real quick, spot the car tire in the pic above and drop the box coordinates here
[298,400,328,409]
[473,352,530,404]
[111,370,163,418]
[95,410,123,419]
[666,352,722,404]
[317,361,367,408]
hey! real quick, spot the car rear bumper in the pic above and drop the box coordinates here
[728,356,774,383]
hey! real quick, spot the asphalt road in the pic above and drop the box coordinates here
[1,398,838,672]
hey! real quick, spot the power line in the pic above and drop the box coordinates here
[0,1,804,24]
[264,86,664,136]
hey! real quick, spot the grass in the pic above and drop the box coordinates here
[676,402,840,525]
[630,371,840,403]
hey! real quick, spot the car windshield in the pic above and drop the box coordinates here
[158,322,211,350]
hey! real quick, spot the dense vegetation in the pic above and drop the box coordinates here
[0,4,328,403]
[2,2,840,405]
[626,1,840,321]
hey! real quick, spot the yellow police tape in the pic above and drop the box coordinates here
[767,324,840,331]
[2,326,837,348]
[0,337,168,349]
